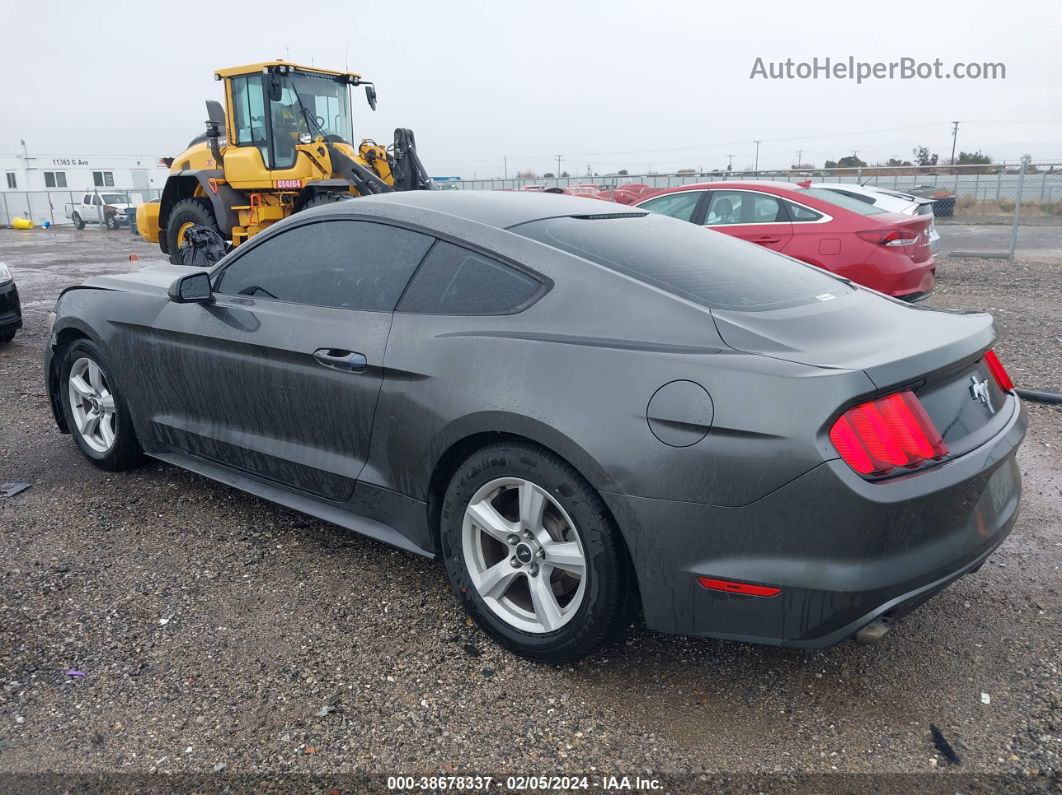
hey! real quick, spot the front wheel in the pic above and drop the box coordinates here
[59,340,143,470]
[166,197,221,265]
[440,442,630,662]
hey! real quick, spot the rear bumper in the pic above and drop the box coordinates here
[885,252,936,300]
[604,395,1026,647]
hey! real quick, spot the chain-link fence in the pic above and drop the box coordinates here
[0,188,162,230]
[4,162,1059,260]
[453,160,1062,260]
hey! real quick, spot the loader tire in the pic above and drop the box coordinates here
[167,198,221,266]
[301,192,351,211]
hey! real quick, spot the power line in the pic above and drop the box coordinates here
[490,118,1062,162]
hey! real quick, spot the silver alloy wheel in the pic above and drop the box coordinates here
[462,477,587,634]
[67,356,117,454]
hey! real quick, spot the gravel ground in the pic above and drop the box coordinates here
[0,229,1059,789]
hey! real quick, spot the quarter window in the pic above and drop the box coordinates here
[398,241,543,315]
[215,220,433,311]
[784,201,824,222]
[705,191,786,225]
[44,171,68,188]
[92,171,115,187]
[637,191,702,222]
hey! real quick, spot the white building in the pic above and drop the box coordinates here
[1,151,171,226]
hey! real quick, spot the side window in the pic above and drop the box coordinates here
[397,241,543,315]
[637,191,702,222]
[215,220,433,311]
[785,201,824,222]
[705,191,785,225]
[83,194,93,205]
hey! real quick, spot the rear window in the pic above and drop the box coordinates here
[512,213,851,311]
[798,187,887,216]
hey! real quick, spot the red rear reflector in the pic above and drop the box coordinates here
[697,577,781,598]
[984,350,1014,392]
[829,390,948,477]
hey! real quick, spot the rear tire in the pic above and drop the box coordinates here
[72,213,85,230]
[440,442,629,663]
[58,339,143,471]
[0,329,15,344]
[166,198,220,265]
[300,192,351,211]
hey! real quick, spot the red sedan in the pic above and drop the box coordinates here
[634,181,936,300]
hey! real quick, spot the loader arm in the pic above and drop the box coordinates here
[325,143,395,195]
[390,128,433,191]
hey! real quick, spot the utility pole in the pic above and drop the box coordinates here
[555,154,563,181]
[796,149,803,167]
[950,120,960,165]
[19,138,33,189]
[753,141,761,174]
[503,155,508,180]
[726,154,734,171]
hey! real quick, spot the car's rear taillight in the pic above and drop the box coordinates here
[829,390,949,477]
[856,228,919,247]
[984,350,1014,392]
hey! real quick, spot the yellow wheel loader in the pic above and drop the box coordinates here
[137,60,432,264]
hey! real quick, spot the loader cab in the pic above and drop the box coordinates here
[220,62,360,171]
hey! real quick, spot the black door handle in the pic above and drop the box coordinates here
[313,348,367,373]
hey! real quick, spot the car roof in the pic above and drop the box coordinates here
[650,180,807,194]
[313,189,637,230]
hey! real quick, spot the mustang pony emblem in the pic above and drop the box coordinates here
[969,375,995,415]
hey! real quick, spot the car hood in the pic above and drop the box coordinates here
[78,262,206,294]
[711,289,995,391]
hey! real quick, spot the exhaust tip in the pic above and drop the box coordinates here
[853,617,892,645]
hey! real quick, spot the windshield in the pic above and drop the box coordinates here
[798,187,887,216]
[270,72,353,167]
[514,213,852,312]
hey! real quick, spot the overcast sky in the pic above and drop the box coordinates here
[2,0,1059,177]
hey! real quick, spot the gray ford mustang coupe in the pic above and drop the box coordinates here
[45,191,1026,661]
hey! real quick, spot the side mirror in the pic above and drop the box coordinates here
[168,271,213,304]
[364,84,377,111]
[268,74,284,103]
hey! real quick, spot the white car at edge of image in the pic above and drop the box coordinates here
[810,183,941,255]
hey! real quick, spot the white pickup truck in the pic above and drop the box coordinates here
[64,192,135,230]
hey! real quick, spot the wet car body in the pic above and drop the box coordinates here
[45,192,1025,653]
[0,261,22,342]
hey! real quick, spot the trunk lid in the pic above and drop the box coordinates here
[711,289,1011,453]
[864,212,933,263]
